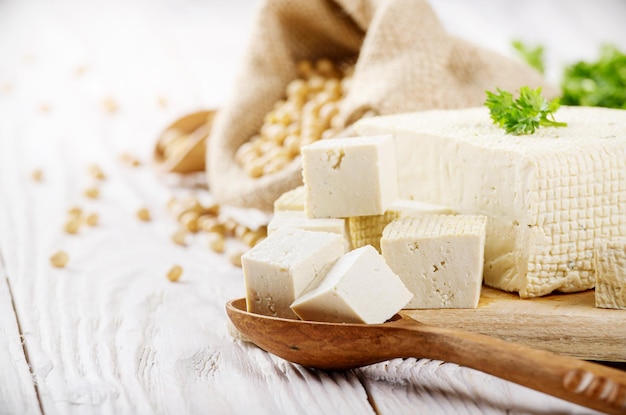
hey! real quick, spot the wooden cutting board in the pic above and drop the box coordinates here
[405,286,626,362]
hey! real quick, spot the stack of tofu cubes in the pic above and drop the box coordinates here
[242,134,487,323]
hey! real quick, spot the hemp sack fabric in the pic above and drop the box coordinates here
[207,0,555,211]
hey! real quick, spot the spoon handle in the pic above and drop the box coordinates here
[397,320,626,414]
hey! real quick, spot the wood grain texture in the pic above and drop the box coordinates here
[0,115,376,415]
[0,262,42,415]
[406,287,626,362]
[358,359,603,415]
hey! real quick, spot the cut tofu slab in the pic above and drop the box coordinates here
[242,227,345,319]
[302,135,398,218]
[594,238,626,310]
[267,210,351,250]
[291,245,412,323]
[381,215,487,309]
[356,106,626,297]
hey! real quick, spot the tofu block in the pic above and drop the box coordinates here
[267,210,350,250]
[348,199,455,252]
[302,135,398,218]
[242,227,345,319]
[290,245,412,323]
[356,106,626,297]
[381,215,487,309]
[594,238,626,309]
[273,185,306,211]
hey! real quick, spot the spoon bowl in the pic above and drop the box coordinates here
[227,298,428,370]
[154,110,216,174]
[226,298,626,415]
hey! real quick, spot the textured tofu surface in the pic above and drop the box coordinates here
[594,238,626,309]
[290,245,412,324]
[348,210,402,253]
[302,135,398,218]
[242,228,345,319]
[381,215,486,309]
[273,185,306,211]
[356,106,626,297]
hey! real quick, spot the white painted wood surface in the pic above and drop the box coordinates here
[0,0,624,414]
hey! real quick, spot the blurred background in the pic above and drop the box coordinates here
[1,0,625,130]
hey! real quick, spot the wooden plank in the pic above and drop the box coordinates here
[0,124,379,414]
[406,287,626,362]
[0,260,42,415]
[0,143,379,414]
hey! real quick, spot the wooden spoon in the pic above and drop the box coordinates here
[226,298,626,415]
[154,110,216,174]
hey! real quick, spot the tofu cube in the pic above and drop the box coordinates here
[290,245,412,324]
[242,227,345,319]
[594,238,626,309]
[381,215,487,309]
[302,135,398,218]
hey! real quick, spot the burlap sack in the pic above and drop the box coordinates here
[208,0,556,212]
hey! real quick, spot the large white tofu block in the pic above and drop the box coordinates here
[381,215,487,309]
[356,106,626,297]
[242,227,345,319]
[302,135,398,218]
[290,245,412,324]
[594,238,626,310]
[267,210,350,250]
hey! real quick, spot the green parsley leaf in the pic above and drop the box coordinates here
[485,86,567,135]
[561,44,626,109]
[512,40,545,74]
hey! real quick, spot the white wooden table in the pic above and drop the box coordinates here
[1,1,625,414]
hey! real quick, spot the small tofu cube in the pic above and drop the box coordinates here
[381,215,487,309]
[302,135,398,218]
[267,210,351,250]
[242,227,345,319]
[290,245,412,324]
[594,238,626,309]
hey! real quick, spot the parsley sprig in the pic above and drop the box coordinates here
[511,41,626,110]
[561,44,626,109]
[485,86,567,135]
